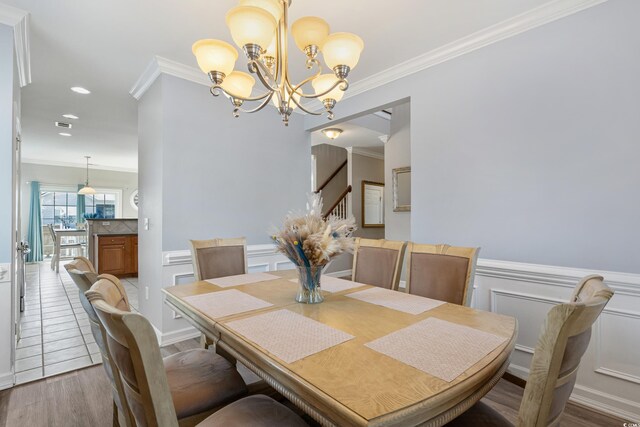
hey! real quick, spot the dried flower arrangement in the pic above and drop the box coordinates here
[271,193,356,268]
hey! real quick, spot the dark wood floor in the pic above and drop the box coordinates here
[0,348,627,427]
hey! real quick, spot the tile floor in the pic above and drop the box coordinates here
[15,261,140,384]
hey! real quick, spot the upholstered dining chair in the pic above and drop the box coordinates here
[65,257,135,427]
[87,279,308,427]
[404,243,480,306]
[446,275,614,427]
[85,275,251,426]
[189,237,247,282]
[189,237,248,349]
[351,238,407,290]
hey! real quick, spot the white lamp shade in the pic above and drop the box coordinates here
[78,185,96,195]
[322,32,364,70]
[226,6,277,50]
[264,36,277,58]
[192,39,238,75]
[312,74,345,102]
[292,17,330,52]
[239,0,282,22]
[222,71,255,99]
[272,89,301,110]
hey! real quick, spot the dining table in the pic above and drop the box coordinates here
[52,228,87,272]
[163,270,517,427]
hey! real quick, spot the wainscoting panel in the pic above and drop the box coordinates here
[475,259,640,421]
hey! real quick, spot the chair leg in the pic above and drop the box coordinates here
[112,401,119,427]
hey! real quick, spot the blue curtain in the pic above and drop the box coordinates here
[77,184,86,223]
[26,181,43,262]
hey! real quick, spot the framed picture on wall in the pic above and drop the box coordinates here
[392,167,411,212]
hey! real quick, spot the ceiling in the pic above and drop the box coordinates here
[4,0,549,171]
[311,111,390,153]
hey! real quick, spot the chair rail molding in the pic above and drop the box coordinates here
[0,3,31,87]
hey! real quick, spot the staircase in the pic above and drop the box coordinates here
[315,159,352,219]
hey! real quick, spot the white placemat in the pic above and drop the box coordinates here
[183,289,273,319]
[346,287,446,315]
[366,317,508,382]
[205,272,280,288]
[289,276,366,293]
[226,309,355,363]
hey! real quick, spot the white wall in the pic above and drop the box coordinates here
[137,74,310,336]
[384,101,411,243]
[19,163,138,235]
[0,22,18,390]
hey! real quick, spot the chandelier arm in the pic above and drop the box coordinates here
[288,94,323,116]
[236,92,275,114]
[250,59,281,93]
[286,60,323,96]
[211,85,273,103]
[290,79,349,100]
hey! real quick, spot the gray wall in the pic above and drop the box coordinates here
[137,74,310,331]
[161,75,309,249]
[312,143,347,210]
[20,163,138,237]
[137,79,164,329]
[384,102,411,243]
[305,0,640,274]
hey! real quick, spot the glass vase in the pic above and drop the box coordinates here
[295,265,324,304]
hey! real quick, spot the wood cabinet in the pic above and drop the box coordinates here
[97,234,138,276]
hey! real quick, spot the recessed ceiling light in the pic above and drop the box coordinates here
[63,114,79,119]
[71,86,91,94]
[59,132,72,137]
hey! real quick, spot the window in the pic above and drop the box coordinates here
[41,187,121,227]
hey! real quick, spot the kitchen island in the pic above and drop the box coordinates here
[85,218,138,276]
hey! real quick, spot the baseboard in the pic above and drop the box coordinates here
[154,325,201,348]
[0,371,14,390]
[571,384,640,422]
[325,269,352,278]
[507,363,639,421]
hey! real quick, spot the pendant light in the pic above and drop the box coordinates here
[78,156,96,195]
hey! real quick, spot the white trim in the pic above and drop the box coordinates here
[508,363,640,421]
[13,12,30,87]
[352,147,384,161]
[477,258,640,296]
[129,1,608,106]
[130,56,209,100]
[338,0,608,105]
[153,324,201,348]
[162,244,278,266]
[22,158,138,173]
[0,371,13,390]
[0,4,31,87]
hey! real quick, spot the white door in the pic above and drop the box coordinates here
[364,185,384,225]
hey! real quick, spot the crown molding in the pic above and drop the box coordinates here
[312,0,608,110]
[1,4,31,87]
[130,0,607,108]
[130,56,209,100]
[351,147,384,160]
[22,158,138,173]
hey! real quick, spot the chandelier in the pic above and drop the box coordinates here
[192,0,364,126]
